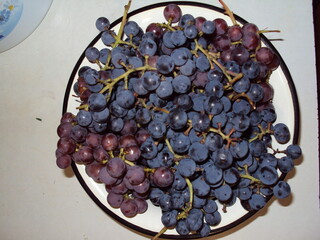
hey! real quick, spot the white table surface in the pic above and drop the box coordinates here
[0,0,319,239]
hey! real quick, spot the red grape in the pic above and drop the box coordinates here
[57,122,73,138]
[120,199,138,218]
[163,4,182,23]
[256,47,274,65]
[213,18,228,35]
[242,32,260,50]
[227,25,243,42]
[56,155,72,169]
[153,167,174,188]
[57,137,76,155]
[107,192,124,208]
[106,157,127,178]
[101,133,118,151]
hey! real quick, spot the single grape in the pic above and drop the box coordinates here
[85,47,100,62]
[139,38,157,56]
[257,166,278,185]
[248,193,266,210]
[57,137,76,155]
[179,13,195,28]
[205,211,221,226]
[120,199,138,218]
[156,80,173,99]
[142,71,160,91]
[161,210,178,228]
[106,157,126,178]
[227,25,243,42]
[273,123,290,144]
[256,47,274,65]
[156,55,175,75]
[107,192,124,208]
[184,24,198,39]
[278,156,294,173]
[171,30,187,47]
[101,30,116,46]
[202,20,216,35]
[177,158,196,178]
[242,32,260,50]
[286,144,302,159]
[134,198,148,214]
[168,108,188,130]
[213,18,228,35]
[96,17,110,31]
[125,166,145,185]
[146,23,163,39]
[70,125,88,143]
[56,155,72,169]
[101,133,118,151]
[124,21,140,37]
[163,4,182,23]
[273,181,291,199]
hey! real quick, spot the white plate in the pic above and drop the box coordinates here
[64,2,300,238]
[0,0,53,53]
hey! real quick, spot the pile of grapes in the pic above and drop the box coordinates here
[55,0,302,238]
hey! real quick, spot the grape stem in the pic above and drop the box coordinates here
[151,226,168,240]
[151,177,193,239]
[191,39,215,69]
[208,125,238,148]
[99,64,157,102]
[231,92,256,109]
[219,0,238,26]
[240,164,261,183]
[259,29,281,34]
[157,22,176,32]
[249,122,274,142]
[192,39,239,85]
[177,177,193,219]
[164,138,185,160]
[112,0,132,48]
[224,72,244,90]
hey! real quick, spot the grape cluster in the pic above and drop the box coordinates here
[56,0,302,238]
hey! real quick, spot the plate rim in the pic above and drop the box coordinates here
[62,1,300,238]
[0,0,54,53]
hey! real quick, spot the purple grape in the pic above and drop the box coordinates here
[107,192,124,208]
[125,166,145,185]
[56,155,72,169]
[106,157,126,178]
[153,167,174,188]
[120,199,138,218]
[163,4,182,23]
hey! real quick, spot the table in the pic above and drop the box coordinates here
[0,0,319,239]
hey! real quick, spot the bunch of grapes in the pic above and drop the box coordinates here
[55,0,302,238]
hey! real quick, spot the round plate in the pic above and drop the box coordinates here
[0,0,53,53]
[63,1,300,239]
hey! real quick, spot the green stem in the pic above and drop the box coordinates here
[240,174,261,183]
[258,29,281,34]
[157,22,176,32]
[152,226,168,240]
[99,65,156,100]
[192,39,214,69]
[231,92,256,109]
[219,0,238,26]
[240,164,261,183]
[113,0,132,48]
[249,122,274,143]
[177,177,193,220]
[165,138,184,160]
